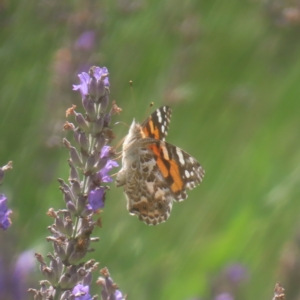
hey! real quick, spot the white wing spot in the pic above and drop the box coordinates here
[161,125,165,133]
[163,106,167,112]
[185,170,190,178]
[176,148,185,165]
[154,188,164,199]
[161,145,169,160]
[145,181,155,194]
[190,171,194,176]
[156,109,162,123]
[141,196,148,202]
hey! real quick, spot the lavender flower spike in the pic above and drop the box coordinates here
[30,66,124,299]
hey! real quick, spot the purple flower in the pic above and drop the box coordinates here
[75,31,96,51]
[99,274,125,300]
[98,160,119,183]
[73,72,89,97]
[98,146,119,183]
[225,264,248,284]
[101,145,110,158]
[72,284,92,300]
[87,187,106,212]
[73,67,110,98]
[113,290,124,300]
[0,194,12,230]
[12,250,36,299]
[215,293,234,300]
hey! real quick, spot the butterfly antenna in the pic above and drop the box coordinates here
[143,101,155,120]
[129,80,138,116]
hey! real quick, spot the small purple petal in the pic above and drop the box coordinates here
[101,145,111,158]
[113,290,124,300]
[98,158,118,183]
[98,168,113,183]
[106,160,119,171]
[97,146,118,182]
[87,187,106,211]
[93,66,110,87]
[72,284,92,300]
[215,293,234,300]
[75,31,96,51]
[225,264,248,283]
[0,194,12,230]
[73,72,90,97]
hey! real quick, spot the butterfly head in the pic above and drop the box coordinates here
[120,119,142,154]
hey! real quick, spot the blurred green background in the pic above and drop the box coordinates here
[1,0,300,299]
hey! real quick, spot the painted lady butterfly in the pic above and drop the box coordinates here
[116,106,205,225]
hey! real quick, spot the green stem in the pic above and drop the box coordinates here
[54,285,61,300]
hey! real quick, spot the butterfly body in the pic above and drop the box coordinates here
[116,106,204,225]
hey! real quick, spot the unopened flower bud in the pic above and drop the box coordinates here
[75,112,89,131]
[53,242,67,261]
[58,273,72,289]
[94,134,106,152]
[91,115,104,135]
[77,267,88,281]
[61,291,74,300]
[61,189,73,204]
[84,98,97,121]
[83,271,93,286]
[48,254,62,283]
[55,216,65,233]
[100,92,109,112]
[41,265,55,283]
[82,94,90,113]
[58,179,76,203]
[80,206,93,218]
[64,216,73,237]
[88,73,97,98]
[95,79,106,103]
[70,179,81,197]
[68,159,80,182]
[67,238,89,264]
[63,139,83,168]
[0,161,13,185]
[85,154,96,174]
[66,201,77,216]
[78,132,89,153]
[76,194,88,213]
[103,113,111,127]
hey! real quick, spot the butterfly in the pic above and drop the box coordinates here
[116,106,205,225]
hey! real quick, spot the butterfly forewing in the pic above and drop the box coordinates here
[141,106,172,141]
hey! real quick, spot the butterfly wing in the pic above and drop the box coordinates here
[140,106,172,141]
[143,139,205,201]
[123,143,174,225]
[123,138,204,225]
